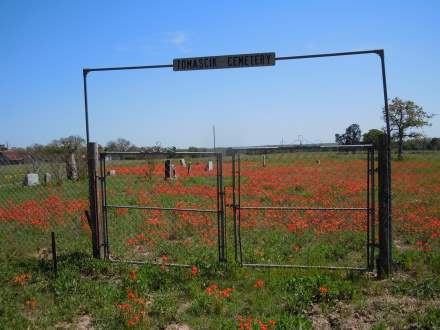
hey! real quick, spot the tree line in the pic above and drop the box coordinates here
[335,97,436,159]
[7,97,437,161]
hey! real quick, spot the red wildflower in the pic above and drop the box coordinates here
[254,279,265,288]
[130,270,137,281]
[219,287,235,298]
[319,287,329,294]
[12,273,32,285]
[205,284,218,296]
[116,303,131,310]
[25,298,37,310]
[127,289,137,300]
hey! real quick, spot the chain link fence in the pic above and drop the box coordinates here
[1,146,438,274]
[0,151,90,264]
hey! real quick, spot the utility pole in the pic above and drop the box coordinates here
[213,125,216,151]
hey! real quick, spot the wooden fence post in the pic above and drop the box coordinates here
[377,134,392,277]
[87,142,104,259]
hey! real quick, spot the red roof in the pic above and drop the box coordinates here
[0,151,30,161]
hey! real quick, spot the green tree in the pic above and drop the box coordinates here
[47,135,86,180]
[362,129,385,149]
[106,138,134,152]
[335,124,362,145]
[384,97,433,159]
[430,137,440,150]
[50,135,85,153]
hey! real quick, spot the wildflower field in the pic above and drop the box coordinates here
[0,151,439,329]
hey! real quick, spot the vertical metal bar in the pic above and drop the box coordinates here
[83,71,90,144]
[87,142,100,258]
[51,231,58,276]
[379,51,392,271]
[232,153,237,262]
[367,149,370,270]
[101,154,110,258]
[378,134,391,277]
[238,153,243,264]
[219,153,226,262]
[371,147,376,269]
[215,156,221,262]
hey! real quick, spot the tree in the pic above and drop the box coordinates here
[335,124,362,145]
[384,97,433,159]
[106,138,133,152]
[51,135,85,153]
[430,138,440,150]
[49,135,86,181]
[363,129,385,148]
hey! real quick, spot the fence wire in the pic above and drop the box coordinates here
[1,147,438,273]
[228,147,375,270]
[101,152,224,266]
[0,152,90,264]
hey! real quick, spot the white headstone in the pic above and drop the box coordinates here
[44,173,52,184]
[171,164,177,178]
[107,169,116,176]
[206,160,214,171]
[262,155,267,167]
[25,173,39,186]
[179,159,186,167]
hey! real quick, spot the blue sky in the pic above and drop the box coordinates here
[1,1,439,148]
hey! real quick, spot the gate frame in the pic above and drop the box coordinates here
[228,144,377,272]
[90,149,226,266]
[83,49,392,276]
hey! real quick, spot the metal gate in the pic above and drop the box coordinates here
[98,150,226,267]
[229,144,377,271]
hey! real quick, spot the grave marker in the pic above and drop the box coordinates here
[24,173,39,186]
[205,160,213,171]
[44,173,52,184]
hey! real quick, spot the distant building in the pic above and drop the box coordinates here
[0,150,33,165]
[0,144,7,151]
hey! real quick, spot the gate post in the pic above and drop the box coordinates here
[377,134,392,277]
[87,142,105,259]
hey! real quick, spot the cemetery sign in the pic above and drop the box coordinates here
[173,52,276,71]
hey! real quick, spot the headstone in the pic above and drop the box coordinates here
[315,159,321,165]
[262,155,267,167]
[44,173,52,184]
[107,169,116,176]
[164,159,171,179]
[171,164,177,178]
[187,161,192,175]
[66,153,78,180]
[205,160,213,171]
[24,173,39,186]
[179,159,186,167]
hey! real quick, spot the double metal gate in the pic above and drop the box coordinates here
[94,144,388,272]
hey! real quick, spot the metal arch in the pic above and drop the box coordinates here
[82,49,391,148]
